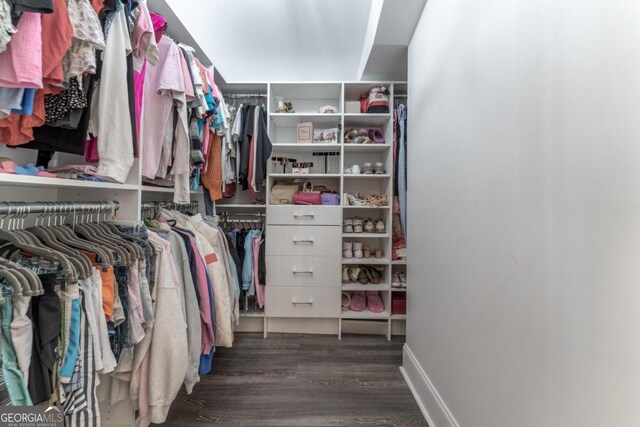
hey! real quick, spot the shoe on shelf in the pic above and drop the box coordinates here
[342,267,350,284]
[364,218,375,233]
[400,272,407,288]
[374,162,386,174]
[369,128,386,144]
[375,218,385,234]
[344,167,353,174]
[344,193,367,206]
[353,217,364,233]
[351,164,361,175]
[341,292,352,311]
[348,266,361,283]
[363,246,371,259]
[362,266,374,283]
[343,241,353,258]
[358,270,369,285]
[353,242,364,259]
[392,272,401,288]
[366,291,385,313]
[343,219,354,233]
[373,247,383,258]
[350,291,366,311]
[362,162,373,174]
[344,128,358,143]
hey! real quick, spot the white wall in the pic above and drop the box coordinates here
[404,0,640,426]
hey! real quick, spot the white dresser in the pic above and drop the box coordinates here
[265,205,342,318]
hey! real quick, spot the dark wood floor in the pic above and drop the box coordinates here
[164,333,427,426]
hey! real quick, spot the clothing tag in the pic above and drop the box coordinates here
[205,253,218,264]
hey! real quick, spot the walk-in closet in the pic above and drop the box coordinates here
[1,0,636,426]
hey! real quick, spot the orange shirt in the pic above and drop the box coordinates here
[84,252,115,321]
[201,132,223,200]
[41,0,73,88]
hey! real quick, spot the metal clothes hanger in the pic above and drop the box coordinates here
[0,205,77,283]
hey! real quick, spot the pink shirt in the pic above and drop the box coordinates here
[0,13,43,88]
[184,234,216,354]
[141,36,185,179]
[178,49,195,102]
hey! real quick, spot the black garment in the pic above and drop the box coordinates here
[225,232,242,285]
[44,77,88,125]
[238,106,273,191]
[368,105,389,114]
[171,227,200,305]
[9,0,53,24]
[254,107,272,189]
[126,45,138,157]
[235,230,247,280]
[22,74,97,156]
[27,273,60,404]
[238,105,255,190]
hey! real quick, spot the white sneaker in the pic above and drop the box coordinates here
[392,272,401,288]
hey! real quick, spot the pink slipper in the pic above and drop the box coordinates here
[350,291,366,312]
[366,291,385,313]
[368,128,385,144]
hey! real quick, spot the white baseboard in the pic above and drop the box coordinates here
[401,344,460,427]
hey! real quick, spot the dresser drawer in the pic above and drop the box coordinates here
[267,206,342,226]
[266,256,340,287]
[266,225,341,257]
[266,286,340,318]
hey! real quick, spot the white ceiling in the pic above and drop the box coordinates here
[150,0,426,82]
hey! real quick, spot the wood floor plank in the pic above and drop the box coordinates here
[164,333,427,426]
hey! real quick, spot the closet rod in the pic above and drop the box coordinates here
[394,94,408,98]
[225,93,267,98]
[0,201,119,216]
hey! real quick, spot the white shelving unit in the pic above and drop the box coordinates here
[262,81,407,340]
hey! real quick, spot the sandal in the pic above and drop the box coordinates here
[344,193,368,207]
[362,162,373,174]
[343,241,353,258]
[363,246,371,258]
[348,266,361,282]
[344,128,358,143]
[341,292,352,311]
[364,218,375,233]
[375,218,385,234]
[400,272,407,288]
[353,217,364,233]
[342,267,350,284]
[373,247,383,258]
[353,242,363,259]
[374,162,385,174]
[370,268,382,284]
[366,291,385,313]
[343,219,354,233]
[358,270,369,285]
[363,266,374,283]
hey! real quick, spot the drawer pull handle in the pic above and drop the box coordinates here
[292,300,313,305]
[293,238,314,244]
[294,213,315,219]
[292,269,314,275]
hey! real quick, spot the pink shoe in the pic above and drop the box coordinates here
[366,291,384,313]
[350,291,366,312]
